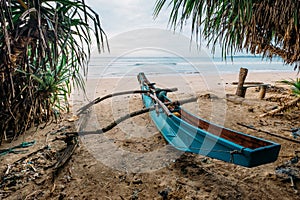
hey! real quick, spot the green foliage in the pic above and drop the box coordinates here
[0,0,108,143]
[154,0,300,66]
[281,78,300,96]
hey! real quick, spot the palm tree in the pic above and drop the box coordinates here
[0,0,108,143]
[154,0,300,66]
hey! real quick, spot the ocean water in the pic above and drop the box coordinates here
[87,56,294,78]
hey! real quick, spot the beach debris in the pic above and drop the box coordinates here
[132,178,143,185]
[248,108,254,112]
[267,85,289,93]
[260,97,300,117]
[291,128,300,139]
[48,126,72,135]
[67,115,79,122]
[231,81,264,85]
[0,140,36,157]
[4,165,12,175]
[0,146,55,198]
[131,189,141,200]
[226,94,245,104]
[199,93,219,99]
[263,105,278,112]
[275,152,300,191]
[158,188,170,200]
[265,96,292,103]
[25,190,44,199]
[258,119,269,126]
[52,134,78,183]
[0,131,79,198]
[200,157,211,164]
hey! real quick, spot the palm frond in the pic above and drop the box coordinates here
[281,78,300,96]
[154,0,300,67]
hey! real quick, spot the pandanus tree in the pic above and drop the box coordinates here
[0,0,107,143]
[154,0,300,67]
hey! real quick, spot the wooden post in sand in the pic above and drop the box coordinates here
[258,85,267,99]
[235,68,248,97]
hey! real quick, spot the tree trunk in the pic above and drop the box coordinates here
[235,68,248,97]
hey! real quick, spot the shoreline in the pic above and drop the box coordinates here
[86,70,297,80]
[79,71,297,97]
[72,71,297,110]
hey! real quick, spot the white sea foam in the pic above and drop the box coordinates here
[87,56,293,78]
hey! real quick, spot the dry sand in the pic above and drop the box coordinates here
[1,71,300,199]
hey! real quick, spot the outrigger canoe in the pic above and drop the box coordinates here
[137,72,281,167]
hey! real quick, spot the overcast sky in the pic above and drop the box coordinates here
[86,0,173,37]
[84,1,224,58]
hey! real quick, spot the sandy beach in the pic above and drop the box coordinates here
[73,71,299,199]
[1,71,300,199]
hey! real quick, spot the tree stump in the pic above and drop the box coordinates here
[235,68,248,97]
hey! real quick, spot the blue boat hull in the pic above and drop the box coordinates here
[138,73,281,167]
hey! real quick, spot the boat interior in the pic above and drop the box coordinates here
[179,109,272,149]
